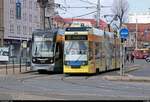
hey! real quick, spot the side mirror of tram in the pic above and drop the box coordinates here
[55,52,59,60]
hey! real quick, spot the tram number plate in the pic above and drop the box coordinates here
[40,60,46,63]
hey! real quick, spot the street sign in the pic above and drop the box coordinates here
[119,28,129,39]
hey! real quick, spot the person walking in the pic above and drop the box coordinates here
[126,53,130,63]
[130,52,134,63]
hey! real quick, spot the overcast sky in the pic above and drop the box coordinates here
[55,0,150,19]
[55,0,113,18]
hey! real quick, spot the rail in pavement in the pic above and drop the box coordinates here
[103,59,150,82]
[0,66,31,75]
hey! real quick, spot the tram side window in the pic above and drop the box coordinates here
[55,42,60,59]
[113,43,116,58]
[102,41,106,58]
[99,42,103,66]
[99,42,103,58]
[95,42,100,59]
[116,43,120,58]
[89,42,93,60]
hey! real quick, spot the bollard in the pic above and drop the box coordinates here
[19,57,21,72]
[13,57,15,74]
[25,58,27,71]
[6,63,8,75]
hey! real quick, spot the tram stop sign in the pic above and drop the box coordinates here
[120,28,129,39]
[119,28,129,43]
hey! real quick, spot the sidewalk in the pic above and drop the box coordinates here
[103,59,150,82]
[103,75,150,82]
[0,66,31,75]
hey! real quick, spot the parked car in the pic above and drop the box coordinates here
[133,48,149,59]
[145,56,150,62]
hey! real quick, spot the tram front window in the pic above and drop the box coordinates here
[32,40,54,57]
[65,41,88,55]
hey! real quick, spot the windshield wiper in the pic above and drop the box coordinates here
[34,46,38,56]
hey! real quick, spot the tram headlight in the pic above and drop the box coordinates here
[50,59,53,63]
[64,61,70,65]
[82,61,88,66]
[32,58,36,63]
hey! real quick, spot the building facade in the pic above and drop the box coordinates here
[3,0,41,58]
[125,23,150,48]
[0,0,4,46]
[128,11,150,23]
[125,11,150,49]
[0,0,55,60]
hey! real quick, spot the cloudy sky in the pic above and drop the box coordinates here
[55,0,150,19]
[55,0,113,19]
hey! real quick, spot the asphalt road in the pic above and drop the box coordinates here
[0,71,149,100]
[129,59,150,77]
[0,59,149,100]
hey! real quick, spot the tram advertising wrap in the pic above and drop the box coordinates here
[63,27,120,74]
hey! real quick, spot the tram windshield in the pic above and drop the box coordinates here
[64,41,88,61]
[65,41,88,55]
[32,37,55,57]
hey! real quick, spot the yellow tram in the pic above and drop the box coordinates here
[63,26,120,74]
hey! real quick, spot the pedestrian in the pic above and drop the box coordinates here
[126,53,129,63]
[130,52,134,63]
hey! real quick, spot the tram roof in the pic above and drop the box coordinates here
[32,28,65,36]
[65,27,103,35]
[91,27,104,36]
[65,27,114,37]
[65,27,91,32]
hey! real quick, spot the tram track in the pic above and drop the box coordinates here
[16,73,51,82]
[16,72,123,92]
[0,72,150,99]
[60,75,150,94]
[12,71,150,95]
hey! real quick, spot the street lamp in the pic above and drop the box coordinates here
[37,0,49,30]
[135,18,138,49]
[0,28,4,47]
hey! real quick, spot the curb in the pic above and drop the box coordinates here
[125,67,140,73]
[116,65,140,75]
[20,70,36,74]
[122,64,141,73]
[103,75,150,82]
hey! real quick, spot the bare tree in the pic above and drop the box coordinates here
[111,0,129,29]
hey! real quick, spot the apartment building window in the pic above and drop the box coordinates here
[23,13,27,21]
[37,24,40,29]
[10,9,14,19]
[10,0,14,4]
[29,14,32,22]
[29,27,32,34]
[29,0,32,9]
[34,2,39,9]
[10,24,14,33]
[17,25,21,34]
[23,0,26,8]
[16,1,21,19]
[23,26,27,35]
[34,15,37,23]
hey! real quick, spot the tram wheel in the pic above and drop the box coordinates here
[64,74,70,77]
[96,69,99,74]
[38,70,47,74]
